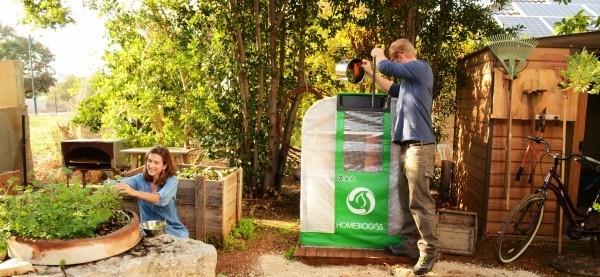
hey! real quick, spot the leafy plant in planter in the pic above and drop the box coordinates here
[0,183,127,252]
[178,167,236,180]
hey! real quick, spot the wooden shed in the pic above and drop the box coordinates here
[453,31,600,237]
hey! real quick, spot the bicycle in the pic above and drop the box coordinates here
[495,136,600,264]
[515,107,547,187]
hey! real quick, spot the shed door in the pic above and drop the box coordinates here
[577,93,600,207]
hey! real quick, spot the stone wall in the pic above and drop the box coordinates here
[23,236,217,277]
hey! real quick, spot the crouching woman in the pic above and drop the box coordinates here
[116,146,189,238]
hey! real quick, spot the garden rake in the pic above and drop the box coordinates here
[487,34,537,210]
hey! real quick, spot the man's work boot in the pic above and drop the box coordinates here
[412,251,439,275]
[384,244,419,259]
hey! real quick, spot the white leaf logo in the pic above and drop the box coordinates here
[346,187,376,215]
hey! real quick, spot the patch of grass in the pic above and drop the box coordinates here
[231,218,256,240]
[223,218,256,251]
[28,114,72,183]
[257,219,299,235]
[223,235,247,251]
[283,245,296,260]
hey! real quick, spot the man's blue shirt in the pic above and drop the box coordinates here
[123,173,189,238]
[378,59,435,144]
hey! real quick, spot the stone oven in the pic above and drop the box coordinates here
[61,139,126,183]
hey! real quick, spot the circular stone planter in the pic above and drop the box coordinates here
[7,211,141,265]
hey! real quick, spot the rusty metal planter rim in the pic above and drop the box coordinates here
[7,210,141,265]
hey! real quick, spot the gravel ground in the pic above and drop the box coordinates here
[258,254,540,277]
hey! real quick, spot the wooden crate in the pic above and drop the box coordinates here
[121,165,243,241]
[437,209,477,256]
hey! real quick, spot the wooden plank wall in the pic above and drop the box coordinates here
[485,47,581,237]
[486,119,564,236]
[490,48,573,121]
[453,50,495,224]
[0,61,33,179]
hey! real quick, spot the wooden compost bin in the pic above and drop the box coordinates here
[0,170,21,194]
[122,165,243,241]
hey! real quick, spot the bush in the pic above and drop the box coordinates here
[0,184,123,246]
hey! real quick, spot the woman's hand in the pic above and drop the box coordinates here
[116,183,137,197]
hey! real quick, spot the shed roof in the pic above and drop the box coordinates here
[460,30,600,62]
[536,30,600,48]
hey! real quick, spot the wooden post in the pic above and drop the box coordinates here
[195,175,206,241]
[558,90,568,255]
[130,154,138,169]
[505,77,513,210]
[236,168,243,222]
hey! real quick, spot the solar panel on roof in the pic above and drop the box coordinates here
[568,0,600,5]
[496,16,554,37]
[583,4,600,14]
[542,17,563,27]
[517,3,591,17]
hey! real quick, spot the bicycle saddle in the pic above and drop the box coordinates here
[526,135,543,143]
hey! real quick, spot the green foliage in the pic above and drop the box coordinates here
[72,89,109,132]
[554,0,600,34]
[232,218,256,240]
[0,24,56,94]
[560,49,600,95]
[48,75,83,102]
[223,218,256,251]
[71,1,217,147]
[327,0,510,141]
[0,241,5,260]
[21,0,74,28]
[0,184,123,243]
[593,202,600,213]
[554,10,597,35]
[68,0,514,197]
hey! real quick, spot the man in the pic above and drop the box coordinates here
[361,38,438,275]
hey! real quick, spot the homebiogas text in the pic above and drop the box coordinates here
[335,221,384,231]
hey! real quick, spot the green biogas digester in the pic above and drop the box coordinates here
[300,93,401,249]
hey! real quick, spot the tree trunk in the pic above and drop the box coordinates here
[404,0,418,44]
[275,4,305,190]
[263,0,288,196]
[430,0,448,98]
[229,0,250,166]
[252,0,265,192]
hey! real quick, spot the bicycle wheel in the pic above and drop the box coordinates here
[496,194,545,264]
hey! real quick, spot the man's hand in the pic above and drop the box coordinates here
[371,47,386,59]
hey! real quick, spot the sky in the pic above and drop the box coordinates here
[0,0,108,80]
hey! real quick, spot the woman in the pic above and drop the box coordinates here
[116,146,189,238]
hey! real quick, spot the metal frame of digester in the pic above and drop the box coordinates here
[371,56,376,108]
[487,35,537,210]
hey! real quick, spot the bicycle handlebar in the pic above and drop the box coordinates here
[527,136,600,173]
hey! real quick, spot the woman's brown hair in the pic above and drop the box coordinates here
[143,146,178,187]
